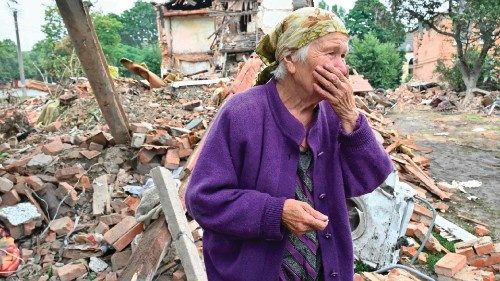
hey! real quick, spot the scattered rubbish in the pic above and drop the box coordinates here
[123,178,155,197]
[467,195,479,201]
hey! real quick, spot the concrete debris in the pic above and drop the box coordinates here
[0,202,41,226]
[88,256,108,273]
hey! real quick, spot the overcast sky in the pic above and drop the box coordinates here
[0,0,355,51]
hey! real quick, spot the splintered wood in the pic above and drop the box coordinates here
[362,109,449,201]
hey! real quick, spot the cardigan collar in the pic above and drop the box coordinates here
[265,79,321,147]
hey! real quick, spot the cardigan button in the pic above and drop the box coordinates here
[330,271,338,277]
[324,233,332,239]
[319,193,326,199]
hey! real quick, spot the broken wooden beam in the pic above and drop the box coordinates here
[151,167,207,281]
[118,216,171,281]
[55,0,130,144]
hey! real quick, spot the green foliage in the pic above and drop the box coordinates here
[93,14,124,66]
[118,0,158,47]
[347,33,404,89]
[317,1,346,20]
[426,252,444,274]
[354,260,375,273]
[0,39,19,82]
[435,49,499,92]
[432,232,455,252]
[345,0,405,45]
[391,0,500,92]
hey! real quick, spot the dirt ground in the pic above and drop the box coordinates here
[387,108,499,240]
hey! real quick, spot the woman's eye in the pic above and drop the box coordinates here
[341,54,346,59]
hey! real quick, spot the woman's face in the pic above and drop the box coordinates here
[292,32,349,97]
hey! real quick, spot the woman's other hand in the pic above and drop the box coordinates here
[282,199,329,236]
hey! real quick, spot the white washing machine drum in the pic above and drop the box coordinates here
[348,172,415,269]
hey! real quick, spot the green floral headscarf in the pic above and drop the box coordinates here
[255,7,348,85]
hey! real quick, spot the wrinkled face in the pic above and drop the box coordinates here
[290,32,349,96]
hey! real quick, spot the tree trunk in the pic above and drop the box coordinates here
[461,69,481,104]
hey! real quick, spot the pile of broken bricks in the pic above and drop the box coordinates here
[0,77,219,280]
[0,59,498,281]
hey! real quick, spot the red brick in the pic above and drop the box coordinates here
[56,182,78,206]
[405,222,418,237]
[21,248,33,261]
[455,239,479,250]
[417,252,428,264]
[111,249,131,271]
[413,203,432,218]
[468,255,488,268]
[103,216,137,245]
[46,120,62,132]
[80,150,101,160]
[456,246,475,258]
[130,122,151,133]
[178,148,193,159]
[41,138,64,155]
[448,266,495,281]
[182,100,201,111]
[484,253,500,267]
[112,222,143,251]
[77,175,91,190]
[88,142,104,151]
[172,269,187,281]
[55,166,83,181]
[353,273,363,281]
[137,148,159,164]
[123,196,140,215]
[474,225,489,237]
[401,246,417,257]
[435,253,467,277]
[56,263,87,281]
[434,202,449,212]
[94,221,109,235]
[99,213,123,226]
[474,237,494,255]
[25,175,44,191]
[50,216,74,235]
[164,149,180,169]
[1,189,21,207]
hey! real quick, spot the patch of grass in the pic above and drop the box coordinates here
[463,113,483,123]
[425,252,445,273]
[355,260,375,273]
[433,232,455,252]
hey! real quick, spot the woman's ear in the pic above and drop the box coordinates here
[283,55,296,75]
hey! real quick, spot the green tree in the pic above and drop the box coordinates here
[93,14,124,65]
[331,4,346,21]
[0,39,19,82]
[118,0,158,47]
[318,0,329,10]
[435,49,499,91]
[347,33,404,89]
[346,0,405,44]
[391,0,500,96]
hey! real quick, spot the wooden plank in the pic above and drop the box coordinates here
[152,167,208,281]
[55,0,130,144]
[118,216,172,281]
[385,139,401,153]
[170,78,230,88]
[401,157,451,201]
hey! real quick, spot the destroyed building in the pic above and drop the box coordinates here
[154,0,314,76]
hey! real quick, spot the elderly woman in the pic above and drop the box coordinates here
[185,7,393,281]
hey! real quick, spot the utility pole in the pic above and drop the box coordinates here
[11,4,27,96]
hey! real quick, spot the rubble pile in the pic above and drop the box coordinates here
[0,77,222,280]
[386,82,499,113]
[0,63,498,280]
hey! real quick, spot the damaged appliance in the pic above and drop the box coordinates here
[349,171,416,268]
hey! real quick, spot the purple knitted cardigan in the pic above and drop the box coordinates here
[185,79,393,281]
